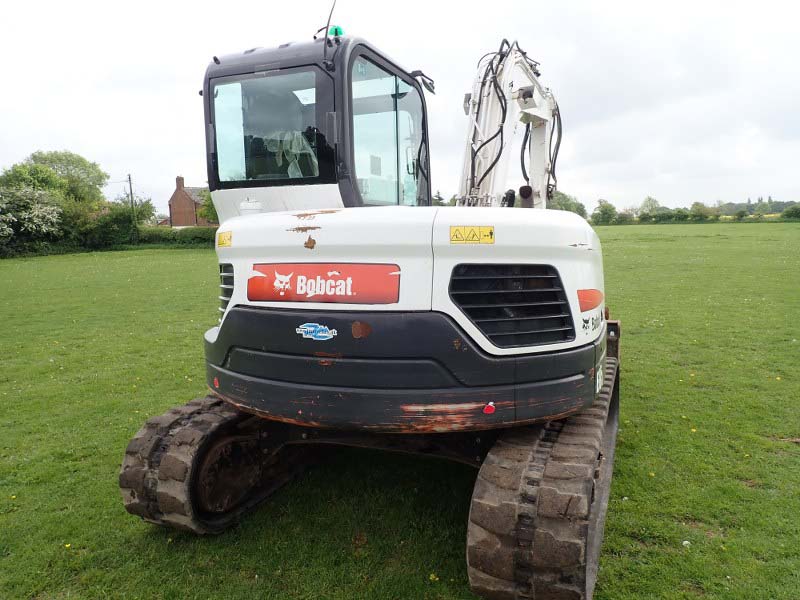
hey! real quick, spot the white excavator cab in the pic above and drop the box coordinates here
[203,34,432,221]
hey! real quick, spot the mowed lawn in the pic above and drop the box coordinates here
[1,223,798,599]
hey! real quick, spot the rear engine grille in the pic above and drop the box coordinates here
[449,264,575,348]
[219,263,234,320]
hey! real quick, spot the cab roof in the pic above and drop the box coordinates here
[203,36,411,80]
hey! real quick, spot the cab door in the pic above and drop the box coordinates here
[345,48,431,207]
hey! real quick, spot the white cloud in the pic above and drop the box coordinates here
[0,0,797,212]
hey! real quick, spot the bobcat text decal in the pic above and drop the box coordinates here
[247,263,400,304]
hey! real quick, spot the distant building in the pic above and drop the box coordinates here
[167,176,215,227]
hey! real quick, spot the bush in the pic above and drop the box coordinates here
[84,203,137,249]
[639,212,654,223]
[137,226,177,244]
[653,209,674,223]
[0,187,62,255]
[614,211,634,225]
[175,227,217,245]
[672,208,690,222]
[137,226,216,246]
[782,204,800,220]
[734,209,748,221]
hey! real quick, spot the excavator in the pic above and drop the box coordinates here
[120,23,620,600]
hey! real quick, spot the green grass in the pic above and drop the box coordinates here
[1,223,798,599]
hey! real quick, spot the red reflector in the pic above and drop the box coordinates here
[482,402,496,415]
[577,289,604,312]
[213,377,219,389]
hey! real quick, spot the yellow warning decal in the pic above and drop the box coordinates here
[217,231,232,247]
[450,225,494,244]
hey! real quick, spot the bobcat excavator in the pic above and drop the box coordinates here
[120,24,620,600]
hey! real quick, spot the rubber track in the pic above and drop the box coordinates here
[467,357,619,600]
[119,396,311,534]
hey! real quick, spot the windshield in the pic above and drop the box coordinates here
[211,67,335,187]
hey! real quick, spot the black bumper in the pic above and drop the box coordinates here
[206,307,606,432]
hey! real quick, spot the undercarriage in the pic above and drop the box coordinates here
[121,322,620,599]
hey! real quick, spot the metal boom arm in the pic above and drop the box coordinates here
[457,40,560,209]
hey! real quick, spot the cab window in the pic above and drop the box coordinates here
[350,57,429,205]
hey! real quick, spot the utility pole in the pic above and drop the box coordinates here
[128,174,138,244]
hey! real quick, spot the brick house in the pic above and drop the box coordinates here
[167,176,216,227]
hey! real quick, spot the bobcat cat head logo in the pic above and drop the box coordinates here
[273,271,293,296]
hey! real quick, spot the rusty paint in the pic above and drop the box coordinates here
[401,400,513,415]
[304,235,316,250]
[313,351,343,359]
[287,226,321,233]
[294,209,341,220]
[452,339,462,350]
[351,321,372,339]
[318,359,333,367]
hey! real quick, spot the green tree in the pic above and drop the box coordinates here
[652,208,674,223]
[197,189,218,223]
[614,210,634,225]
[27,150,109,204]
[689,202,711,222]
[781,204,800,219]
[591,200,617,225]
[672,208,690,222]
[0,163,67,196]
[640,196,660,216]
[113,193,156,224]
[432,190,447,206]
[734,209,748,221]
[550,191,588,218]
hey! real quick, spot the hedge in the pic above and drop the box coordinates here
[137,226,216,246]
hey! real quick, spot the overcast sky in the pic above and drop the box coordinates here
[1,0,797,213]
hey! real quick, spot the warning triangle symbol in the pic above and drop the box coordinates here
[451,229,464,241]
[466,228,480,242]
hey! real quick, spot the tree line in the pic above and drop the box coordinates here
[0,151,171,256]
[433,190,799,225]
[588,195,800,225]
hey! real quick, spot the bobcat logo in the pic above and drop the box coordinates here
[273,271,294,296]
[582,314,602,333]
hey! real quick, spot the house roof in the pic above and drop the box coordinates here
[184,187,207,205]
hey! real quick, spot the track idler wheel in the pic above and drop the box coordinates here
[467,357,620,600]
[119,396,313,534]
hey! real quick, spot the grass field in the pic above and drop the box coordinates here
[1,223,799,599]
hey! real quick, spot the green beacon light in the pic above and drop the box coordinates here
[328,25,344,36]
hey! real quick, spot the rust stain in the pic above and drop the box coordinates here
[351,321,372,339]
[314,351,343,359]
[318,359,333,367]
[401,400,513,415]
[295,209,341,220]
[287,226,321,233]
[304,235,316,250]
[452,339,462,350]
